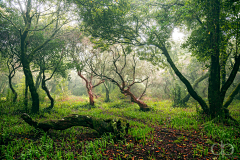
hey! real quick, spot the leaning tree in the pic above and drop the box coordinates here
[88,45,152,111]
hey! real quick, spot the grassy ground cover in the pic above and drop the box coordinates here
[0,96,240,159]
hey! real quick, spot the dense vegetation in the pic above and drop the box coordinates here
[0,0,240,159]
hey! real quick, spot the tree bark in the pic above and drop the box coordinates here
[89,90,95,106]
[7,59,19,103]
[21,113,129,139]
[42,70,54,112]
[77,71,104,106]
[20,5,40,113]
[123,89,150,111]
[8,73,17,103]
[207,0,222,117]
[22,61,40,114]
[24,77,28,110]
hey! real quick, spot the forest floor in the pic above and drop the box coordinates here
[0,96,240,160]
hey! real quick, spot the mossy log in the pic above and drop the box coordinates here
[21,113,129,138]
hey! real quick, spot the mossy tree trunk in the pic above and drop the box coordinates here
[22,60,40,114]
[21,113,129,139]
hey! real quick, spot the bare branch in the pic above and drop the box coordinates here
[28,17,58,31]
[88,62,121,89]
[138,78,149,100]
[111,48,126,89]
[119,45,127,73]
[17,0,26,23]
[78,71,90,92]
[92,80,104,88]
[128,77,149,90]
[223,82,240,108]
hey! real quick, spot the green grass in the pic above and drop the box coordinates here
[0,96,240,159]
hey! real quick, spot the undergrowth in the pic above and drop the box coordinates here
[0,96,239,159]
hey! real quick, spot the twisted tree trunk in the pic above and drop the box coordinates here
[123,89,150,111]
[21,113,129,139]
[42,70,54,112]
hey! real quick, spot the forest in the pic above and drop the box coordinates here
[0,0,239,159]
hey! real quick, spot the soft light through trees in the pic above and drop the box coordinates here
[171,28,185,41]
[73,0,240,121]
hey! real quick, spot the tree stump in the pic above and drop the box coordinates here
[21,113,129,139]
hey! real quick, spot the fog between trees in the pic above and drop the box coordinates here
[0,0,239,120]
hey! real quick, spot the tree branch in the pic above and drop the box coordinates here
[223,82,240,108]
[28,19,70,61]
[138,78,149,100]
[220,55,240,100]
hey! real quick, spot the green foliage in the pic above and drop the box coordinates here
[1,96,240,159]
[182,27,211,62]
[77,0,136,43]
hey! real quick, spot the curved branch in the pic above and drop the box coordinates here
[180,72,209,104]
[223,82,240,108]
[138,78,149,100]
[157,43,209,113]
[220,55,240,100]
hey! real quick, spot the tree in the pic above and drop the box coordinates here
[0,3,21,102]
[74,0,240,121]
[6,57,21,102]
[0,0,70,113]
[68,32,104,106]
[30,33,68,111]
[21,113,129,139]
[89,45,151,111]
[77,71,104,106]
[41,49,67,111]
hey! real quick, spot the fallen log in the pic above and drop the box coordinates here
[21,113,129,138]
